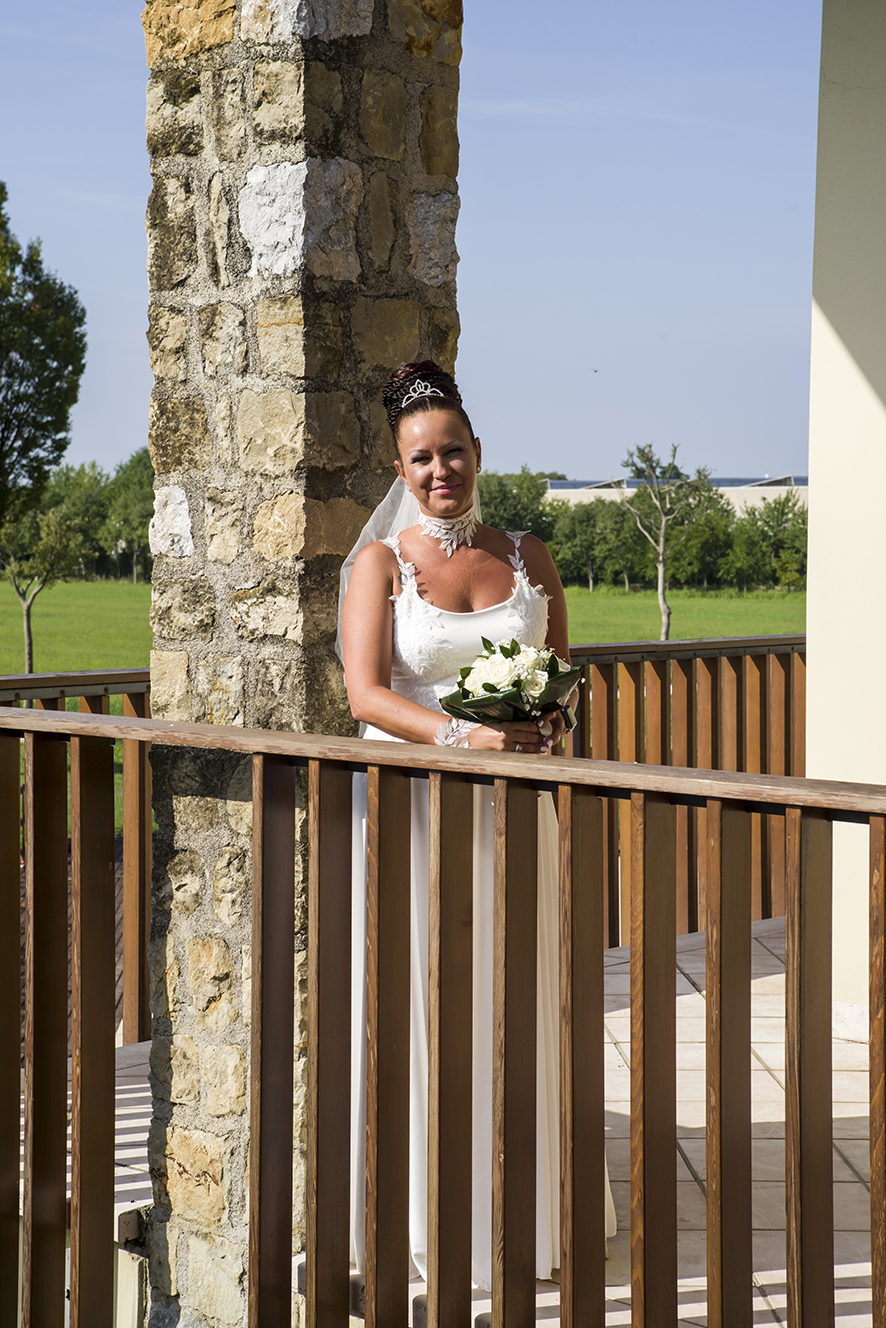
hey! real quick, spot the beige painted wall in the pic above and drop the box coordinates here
[807,0,886,1023]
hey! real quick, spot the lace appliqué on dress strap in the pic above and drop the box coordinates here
[383,535,416,599]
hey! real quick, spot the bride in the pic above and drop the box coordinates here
[340,360,616,1291]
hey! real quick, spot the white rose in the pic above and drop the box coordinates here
[483,652,519,688]
[523,670,548,699]
[464,663,490,696]
[516,645,544,673]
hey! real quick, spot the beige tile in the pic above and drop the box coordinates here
[603,1138,631,1182]
[750,974,785,994]
[675,1018,707,1042]
[834,1139,871,1182]
[751,1180,785,1230]
[604,995,631,1016]
[834,1228,872,1267]
[752,1228,786,1279]
[751,1016,788,1041]
[675,973,702,996]
[603,973,632,994]
[604,944,630,963]
[676,1069,707,1100]
[604,1015,631,1042]
[605,1106,631,1137]
[833,1180,873,1231]
[751,1070,786,1108]
[604,1069,632,1100]
[832,1071,871,1103]
[675,1101,708,1133]
[677,1138,706,1180]
[832,1040,869,1072]
[675,994,708,1016]
[752,1137,786,1180]
[604,1040,629,1070]
[676,1180,707,1230]
[831,1111,870,1139]
[750,995,787,1016]
[751,1118,786,1139]
[676,1042,707,1069]
[753,1041,786,1071]
[676,1230,708,1280]
[610,1180,630,1229]
[831,1287,875,1327]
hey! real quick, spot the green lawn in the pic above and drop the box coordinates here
[0,580,153,676]
[564,586,806,645]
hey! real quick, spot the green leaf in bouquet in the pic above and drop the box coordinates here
[547,654,560,677]
[481,636,494,653]
[482,683,498,693]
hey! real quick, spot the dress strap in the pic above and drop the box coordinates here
[506,531,529,576]
[382,534,417,584]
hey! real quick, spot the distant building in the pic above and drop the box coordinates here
[545,474,808,512]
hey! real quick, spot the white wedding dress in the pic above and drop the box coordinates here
[349,532,616,1291]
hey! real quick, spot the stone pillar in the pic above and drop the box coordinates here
[141,2,462,1323]
[806,0,886,1041]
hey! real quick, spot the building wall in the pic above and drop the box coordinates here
[806,0,886,1028]
[140,2,463,1323]
[546,483,808,513]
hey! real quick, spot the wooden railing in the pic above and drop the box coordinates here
[567,635,806,945]
[0,669,152,1045]
[0,701,880,1328]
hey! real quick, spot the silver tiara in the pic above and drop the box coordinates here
[401,379,445,409]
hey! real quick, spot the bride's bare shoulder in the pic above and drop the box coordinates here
[351,539,400,585]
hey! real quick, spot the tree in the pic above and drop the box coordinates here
[0,505,88,672]
[720,492,807,591]
[666,492,735,589]
[475,466,557,543]
[620,445,719,640]
[45,460,110,575]
[100,447,154,582]
[0,183,87,522]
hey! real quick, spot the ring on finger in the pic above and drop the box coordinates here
[515,743,522,753]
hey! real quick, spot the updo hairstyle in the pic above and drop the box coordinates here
[382,360,475,445]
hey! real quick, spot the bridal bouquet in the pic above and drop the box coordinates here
[439,638,582,724]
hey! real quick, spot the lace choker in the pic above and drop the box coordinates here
[418,505,478,557]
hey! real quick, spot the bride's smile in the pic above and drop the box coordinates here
[394,408,481,520]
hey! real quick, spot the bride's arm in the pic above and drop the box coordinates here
[342,542,545,751]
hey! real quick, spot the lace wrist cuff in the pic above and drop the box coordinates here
[435,717,479,748]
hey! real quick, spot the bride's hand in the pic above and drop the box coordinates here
[468,719,543,753]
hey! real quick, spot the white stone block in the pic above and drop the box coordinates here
[239,158,362,281]
[149,485,195,557]
[241,0,373,43]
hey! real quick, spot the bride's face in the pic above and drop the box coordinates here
[395,409,481,519]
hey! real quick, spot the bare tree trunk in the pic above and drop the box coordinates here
[623,570,629,593]
[23,597,34,673]
[587,564,594,593]
[657,546,671,641]
[133,553,138,585]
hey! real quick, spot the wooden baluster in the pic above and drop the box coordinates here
[80,695,110,716]
[249,754,297,1328]
[22,732,69,1328]
[617,662,644,946]
[705,800,752,1327]
[364,765,411,1328]
[768,655,789,919]
[743,655,768,920]
[34,696,62,711]
[427,772,473,1328]
[791,651,807,778]
[492,778,538,1328]
[575,663,591,761]
[0,734,19,1328]
[719,656,742,774]
[671,658,698,934]
[644,659,670,768]
[695,658,719,925]
[69,735,116,1328]
[122,693,151,1043]
[591,662,620,947]
[630,791,677,1325]
[558,786,605,1328]
[870,816,885,1328]
[785,808,834,1325]
[306,761,353,1328]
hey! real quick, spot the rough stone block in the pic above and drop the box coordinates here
[194,655,245,726]
[253,60,304,143]
[236,388,305,475]
[256,295,342,379]
[427,303,460,373]
[149,931,181,1020]
[359,69,407,160]
[212,68,247,159]
[407,190,460,286]
[241,0,372,41]
[151,1033,200,1106]
[230,577,302,641]
[420,83,458,176]
[146,1219,179,1295]
[147,177,197,291]
[149,650,190,722]
[303,653,353,732]
[369,397,397,468]
[253,659,300,730]
[213,847,248,926]
[199,302,247,378]
[239,158,363,281]
[150,486,194,559]
[202,1044,247,1117]
[146,68,203,157]
[304,390,360,469]
[204,488,243,564]
[208,173,231,289]
[187,938,238,1033]
[143,0,236,65]
[253,492,304,562]
[151,579,215,642]
[351,296,421,375]
[147,307,188,382]
[163,1126,228,1223]
[225,760,252,837]
[162,848,205,915]
[173,790,219,834]
[148,396,211,473]
[303,496,370,557]
[188,1232,244,1324]
[305,61,344,142]
[367,171,396,270]
[388,0,463,65]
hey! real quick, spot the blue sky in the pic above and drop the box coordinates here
[0,0,823,480]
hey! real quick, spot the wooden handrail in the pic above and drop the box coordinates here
[568,632,805,664]
[0,668,150,703]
